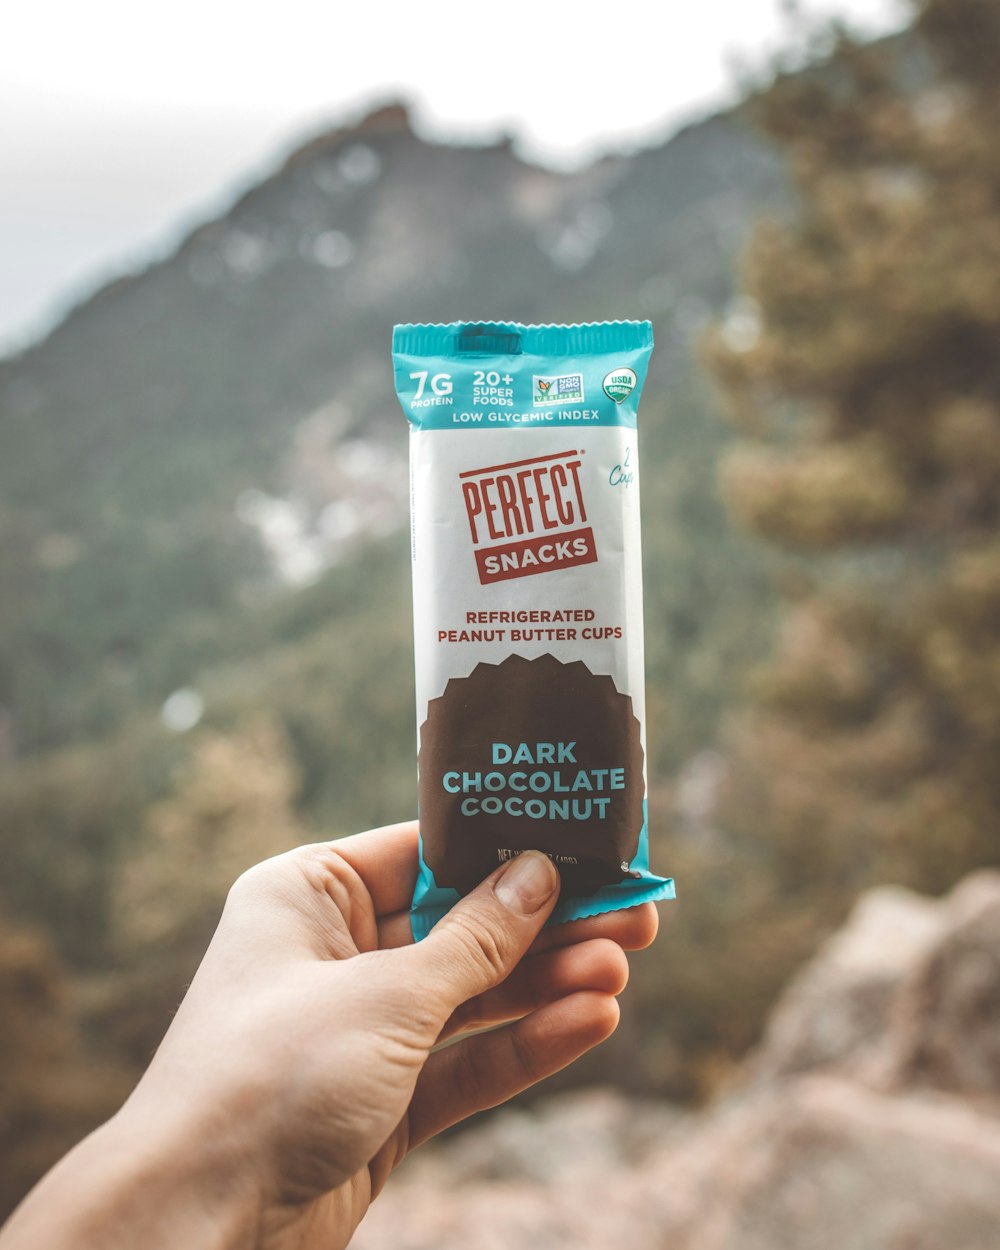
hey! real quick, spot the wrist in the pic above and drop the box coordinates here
[1,1100,262,1250]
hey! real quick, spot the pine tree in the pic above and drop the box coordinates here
[707,0,1000,906]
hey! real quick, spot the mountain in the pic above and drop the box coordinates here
[0,97,781,742]
[0,99,783,977]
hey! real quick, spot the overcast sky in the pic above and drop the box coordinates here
[1,0,903,356]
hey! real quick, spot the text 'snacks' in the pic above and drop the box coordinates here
[392,321,674,938]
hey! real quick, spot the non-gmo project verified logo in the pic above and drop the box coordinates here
[533,372,584,406]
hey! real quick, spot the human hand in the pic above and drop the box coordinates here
[0,821,657,1250]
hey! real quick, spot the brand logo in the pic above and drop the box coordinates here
[533,372,585,406]
[603,367,636,404]
[460,450,598,584]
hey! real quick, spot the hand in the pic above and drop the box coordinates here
[0,821,658,1250]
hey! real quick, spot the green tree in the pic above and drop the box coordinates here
[0,911,128,1220]
[708,0,1000,913]
[105,716,307,1067]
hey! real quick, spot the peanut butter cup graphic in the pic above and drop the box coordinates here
[418,653,645,895]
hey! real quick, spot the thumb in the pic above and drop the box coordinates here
[407,851,560,1020]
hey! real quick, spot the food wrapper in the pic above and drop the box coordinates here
[392,320,674,938]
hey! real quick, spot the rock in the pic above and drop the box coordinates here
[352,872,1000,1250]
[353,1089,684,1250]
[419,1087,683,1187]
[355,1078,1000,1250]
[882,870,1000,1099]
[748,883,943,1083]
[750,871,1000,1099]
[646,1077,1000,1250]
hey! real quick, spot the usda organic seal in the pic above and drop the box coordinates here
[603,367,637,404]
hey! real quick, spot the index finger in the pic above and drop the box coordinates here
[528,901,660,953]
[330,820,420,917]
[376,897,660,952]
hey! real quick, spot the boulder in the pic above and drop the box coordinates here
[881,871,1000,1099]
[748,884,943,1084]
[750,870,1000,1100]
[645,1077,1000,1250]
[352,872,1000,1250]
[355,1077,1000,1250]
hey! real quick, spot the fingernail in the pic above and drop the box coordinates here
[493,851,559,915]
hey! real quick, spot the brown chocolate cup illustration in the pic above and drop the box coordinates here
[418,652,645,896]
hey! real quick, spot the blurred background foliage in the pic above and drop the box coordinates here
[0,0,998,1219]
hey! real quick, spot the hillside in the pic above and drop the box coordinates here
[0,97,789,1156]
[0,99,782,751]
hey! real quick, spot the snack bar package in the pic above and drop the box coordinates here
[392,320,675,939]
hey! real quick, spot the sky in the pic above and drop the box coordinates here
[0,0,903,356]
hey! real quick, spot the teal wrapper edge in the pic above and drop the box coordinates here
[393,319,654,431]
[409,803,675,942]
[392,319,653,359]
